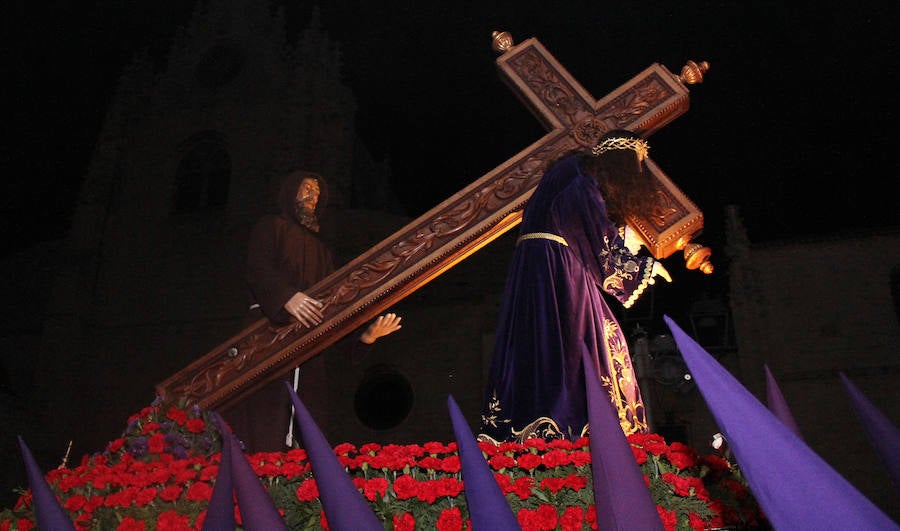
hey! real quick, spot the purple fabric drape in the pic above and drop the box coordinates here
[480,156,653,442]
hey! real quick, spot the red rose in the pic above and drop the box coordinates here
[516,453,542,471]
[423,441,447,454]
[141,422,161,435]
[418,456,442,470]
[333,442,356,455]
[401,443,425,458]
[523,438,548,452]
[436,507,463,531]
[666,442,698,470]
[363,477,389,501]
[159,485,183,502]
[135,487,157,507]
[440,455,461,473]
[393,512,416,531]
[174,468,198,484]
[280,460,305,479]
[498,441,524,454]
[493,472,513,493]
[148,433,165,454]
[656,506,677,531]
[296,479,319,501]
[85,495,104,512]
[570,450,592,466]
[539,477,566,493]
[392,474,419,500]
[516,508,539,531]
[185,418,206,434]
[643,439,670,456]
[488,454,516,470]
[564,473,588,491]
[186,481,213,501]
[166,407,188,425]
[107,438,126,453]
[116,517,146,531]
[536,504,559,530]
[585,505,597,530]
[437,477,464,498]
[511,476,535,500]
[156,509,190,531]
[417,480,440,504]
[359,442,381,454]
[64,494,87,512]
[630,445,648,464]
[478,441,500,456]
[541,449,571,468]
[559,505,584,531]
[548,438,574,450]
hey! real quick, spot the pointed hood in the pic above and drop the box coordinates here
[211,413,289,530]
[664,315,897,529]
[17,436,76,531]
[447,394,520,530]
[285,381,383,531]
[202,413,237,531]
[582,351,663,530]
[763,364,802,438]
[839,372,900,491]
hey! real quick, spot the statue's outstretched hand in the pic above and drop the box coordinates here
[649,261,672,284]
[360,313,403,344]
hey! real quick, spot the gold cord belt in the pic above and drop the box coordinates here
[516,232,569,246]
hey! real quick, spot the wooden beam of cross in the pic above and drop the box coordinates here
[156,32,712,410]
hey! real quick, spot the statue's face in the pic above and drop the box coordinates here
[295,178,320,212]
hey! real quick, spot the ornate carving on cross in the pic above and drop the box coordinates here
[157,33,712,409]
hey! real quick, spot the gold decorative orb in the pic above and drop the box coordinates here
[492,31,514,53]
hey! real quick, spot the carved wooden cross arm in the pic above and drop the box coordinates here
[156,32,712,409]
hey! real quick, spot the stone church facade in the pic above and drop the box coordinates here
[1,0,896,520]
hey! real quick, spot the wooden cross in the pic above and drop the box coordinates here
[157,32,712,410]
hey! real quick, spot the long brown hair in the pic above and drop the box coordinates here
[578,130,657,225]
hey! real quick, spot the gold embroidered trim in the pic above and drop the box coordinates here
[510,417,566,442]
[517,232,569,246]
[622,258,654,309]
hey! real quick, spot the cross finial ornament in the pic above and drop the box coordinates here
[158,33,712,409]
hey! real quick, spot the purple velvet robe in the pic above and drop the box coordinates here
[479,155,654,442]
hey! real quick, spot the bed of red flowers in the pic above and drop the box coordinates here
[0,398,765,530]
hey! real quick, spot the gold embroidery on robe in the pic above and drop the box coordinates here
[480,390,511,430]
[601,318,648,435]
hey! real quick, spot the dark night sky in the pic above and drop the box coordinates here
[5,1,900,259]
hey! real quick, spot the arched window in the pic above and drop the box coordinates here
[173,132,230,214]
